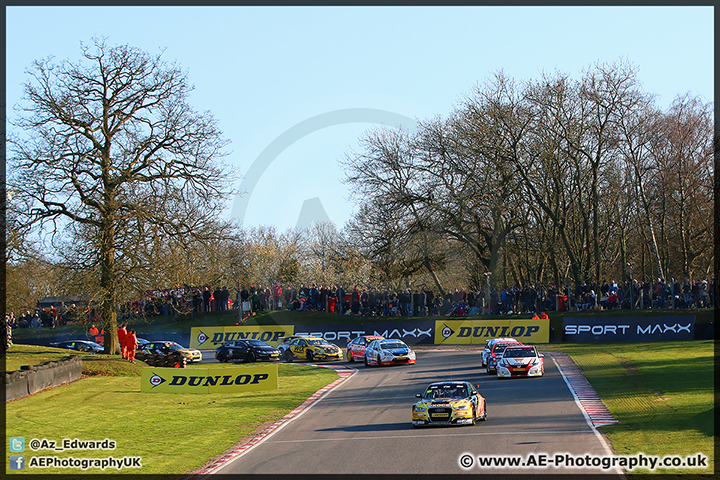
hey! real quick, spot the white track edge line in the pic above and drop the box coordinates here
[551,354,626,479]
[203,365,357,474]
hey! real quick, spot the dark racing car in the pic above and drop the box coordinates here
[412,381,487,427]
[215,339,281,363]
[50,340,104,353]
[135,343,187,368]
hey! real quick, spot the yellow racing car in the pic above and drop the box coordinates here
[282,336,342,362]
[412,381,487,427]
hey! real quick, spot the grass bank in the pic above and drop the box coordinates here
[546,340,714,475]
[5,346,338,475]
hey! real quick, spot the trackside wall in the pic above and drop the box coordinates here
[5,355,83,403]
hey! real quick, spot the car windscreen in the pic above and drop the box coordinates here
[504,348,536,357]
[424,385,468,399]
[380,342,406,349]
[306,339,327,346]
[245,339,268,346]
[493,344,514,353]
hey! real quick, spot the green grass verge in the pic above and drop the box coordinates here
[545,340,714,476]
[5,347,338,475]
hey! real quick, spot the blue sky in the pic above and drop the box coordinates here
[6,6,714,232]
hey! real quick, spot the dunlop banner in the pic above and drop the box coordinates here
[141,365,279,393]
[190,325,295,349]
[435,319,550,344]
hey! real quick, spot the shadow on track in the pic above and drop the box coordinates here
[315,422,412,433]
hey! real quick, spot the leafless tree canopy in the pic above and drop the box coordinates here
[343,61,714,292]
[7,38,238,352]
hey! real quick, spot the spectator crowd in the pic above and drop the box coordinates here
[113,276,716,321]
[7,277,714,336]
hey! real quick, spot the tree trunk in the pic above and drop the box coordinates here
[100,218,121,355]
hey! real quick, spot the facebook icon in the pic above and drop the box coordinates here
[10,454,25,470]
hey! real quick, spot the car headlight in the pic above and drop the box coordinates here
[413,405,427,412]
[454,404,469,410]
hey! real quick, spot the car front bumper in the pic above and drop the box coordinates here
[412,409,474,426]
[497,365,543,377]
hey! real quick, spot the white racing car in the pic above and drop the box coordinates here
[496,344,545,378]
[364,338,416,366]
[480,337,519,367]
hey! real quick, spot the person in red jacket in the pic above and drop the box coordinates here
[540,311,549,320]
[125,329,137,363]
[117,324,128,359]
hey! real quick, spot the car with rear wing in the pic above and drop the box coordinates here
[364,338,416,367]
[480,337,519,366]
[485,341,522,374]
[215,339,281,363]
[346,335,385,362]
[412,381,487,427]
[140,341,202,363]
[496,344,545,378]
[282,336,342,362]
[50,340,104,353]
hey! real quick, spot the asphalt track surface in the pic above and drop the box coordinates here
[205,350,620,475]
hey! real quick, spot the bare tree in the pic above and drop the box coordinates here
[7,38,237,354]
[650,94,714,280]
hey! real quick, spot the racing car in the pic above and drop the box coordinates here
[135,343,187,368]
[363,338,416,366]
[282,336,342,362]
[215,339,281,363]
[496,344,545,378]
[138,341,202,363]
[276,335,308,356]
[346,335,384,362]
[49,340,104,353]
[485,341,522,374]
[412,381,487,427]
[480,337,519,366]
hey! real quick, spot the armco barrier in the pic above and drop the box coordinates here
[5,355,82,403]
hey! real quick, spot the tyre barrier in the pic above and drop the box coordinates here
[5,355,82,403]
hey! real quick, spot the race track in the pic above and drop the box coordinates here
[209,350,621,475]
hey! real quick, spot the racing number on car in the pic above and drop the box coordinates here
[292,340,305,357]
